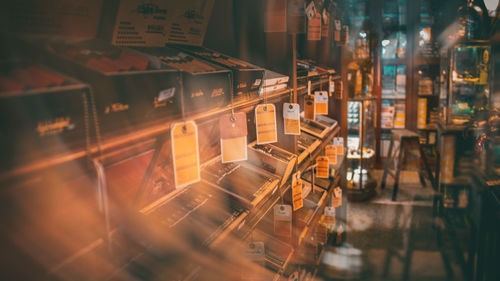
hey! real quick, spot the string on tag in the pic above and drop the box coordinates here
[178,73,187,131]
[228,73,235,121]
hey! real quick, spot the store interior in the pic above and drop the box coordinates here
[0,0,499,280]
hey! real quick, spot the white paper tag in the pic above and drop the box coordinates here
[324,206,336,217]
[158,87,175,102]
[305,1,317,20]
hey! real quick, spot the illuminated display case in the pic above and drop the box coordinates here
[444,41,491,125]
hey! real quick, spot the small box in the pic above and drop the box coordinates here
[247,141,297,187]
[173,45,264,99]
[41,39,181,138]
[0,60,92,172]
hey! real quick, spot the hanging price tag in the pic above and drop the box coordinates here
[321,9,329,37]
[171,121,200,188]
[334,20,341,42]
[314,91,328,115]
[304,95,315,120]
[325,145,337,165]
[329,76,335,96]
[292,172,303,211]
[220,112,247,163]
[274,204,292,237]
[333,137,344,155]
[324,206,336,229]
[316,156,329,178]
[283,103,300,135]
[332,187,342,207]
[243,241,266,281]
[307,12,321,41]
[255,104,277,144]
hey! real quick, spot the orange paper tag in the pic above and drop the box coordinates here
[304,95,315,120]
[255,104,277,144]
[171,121,200,188]
[333,137,344,155]
[220,112,247,163]
[332,187,342,207]
[292,172,303,211]
[307,12,321,41]
[283,103,300,135]
[325,145,337,165]
[316,156,329,178]
[315,91,328,115]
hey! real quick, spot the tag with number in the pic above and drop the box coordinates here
[304,95,315,120]
[292,172,303,211]
[274,204,292,237]
[220,112,247,163]
[315,91,328,115]
[255,104,277,144]
[325,145,337,165]
[316,156,329,178]
[332,187,342,207]
[284,103,300,135]
[333,137,344,155]
[171,121,200,188]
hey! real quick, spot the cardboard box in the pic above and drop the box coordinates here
[173,45,264,99]
[42,40,181,139]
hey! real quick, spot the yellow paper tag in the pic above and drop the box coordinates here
[304,95,315,120]
[316,156,329,178]
[220,112,248,163]
[283,103,300,135]
[292,172,303,211]
[314,91,328,115]
[325,145,337,165]
[171,121,200,188]
[255,104,277,144]
[332,187,342,207]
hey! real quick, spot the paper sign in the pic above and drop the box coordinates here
[274,204,292,237]
[292,172,303,211]
[307,12,321,41]
[334,137,344,155]
[304,95,315,120]
[255,104,277,144]
[171,121,200,188]
[315,91,328,115]
[316,156,329,178]
[325,145,337,165]
[284,103,300,135]
[332,187,342,207]
[220,112,247,163]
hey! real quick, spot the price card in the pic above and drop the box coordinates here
[304,95,315,120]
[316,156,329,178]
[171,121,200,188]
[325,145,337,165]
[334,20,341,42]
[283,103,300,135]
[329,76,335,96]
[255,104,277,144]
[274,204,292,237]
[332,187,342,207]
[307,12,322,41]
[314,91,328,115]
[292,172,303,211]
[333,137,344,155]
[220,112,247,163]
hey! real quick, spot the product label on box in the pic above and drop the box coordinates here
[255,104,277,144]
[314,91,328,115]
[292,172,303,211]
[284,103,300,135]
[333,137,344,154]
[171,121,200,188]
[304,95,315,120]
[316,156,329,178]
[220,112,247,163]
[325,145,337,165]
[274,204,292,237]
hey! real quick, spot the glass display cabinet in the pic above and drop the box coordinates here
[444,41,491,125]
